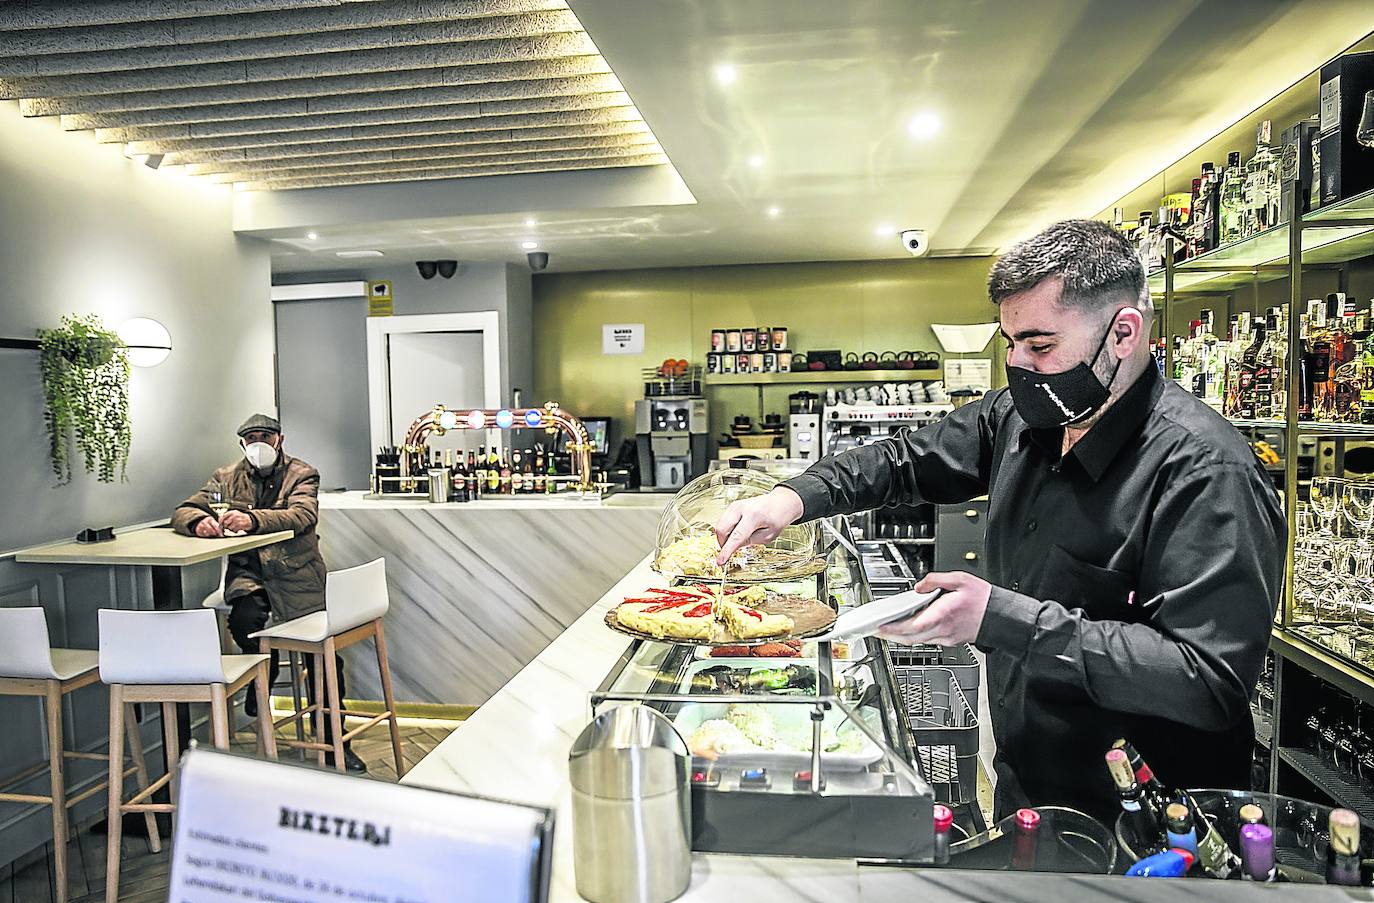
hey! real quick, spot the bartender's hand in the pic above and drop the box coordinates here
[219,510,253,533]
[713,487,805,565]
[194,516,224,538]
[877,571,991,646]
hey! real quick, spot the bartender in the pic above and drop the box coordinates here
[715,220,1284,823]
[172,413,365,773]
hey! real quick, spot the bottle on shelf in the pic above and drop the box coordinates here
[533,445,547,493]
[499,449,512,494]
[1244,120,1280,235]
[1361,313,1374,425]
[1269,306,1288,421]
[1253,311,1278,419]
[522,453,535,493]
[1198,310,1222,408]
[467,455,481,500]
[511,448,525,493]
[487,446,501,494]
[1219,151,1247,244]
[1237,317,1267,420]
[545,445,557,494]
[1327,809,1361,886]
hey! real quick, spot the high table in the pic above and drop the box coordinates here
[13,526,293,816]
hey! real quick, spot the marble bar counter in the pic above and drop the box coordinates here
[316,491,669,706]
[401,557,1374,903]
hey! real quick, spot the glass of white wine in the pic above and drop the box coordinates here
[207,481,229,521]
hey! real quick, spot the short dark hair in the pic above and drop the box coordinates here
[988,219,1147,312]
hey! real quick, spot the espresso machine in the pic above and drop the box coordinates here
[634,396,709,488]
[788,391,822,461]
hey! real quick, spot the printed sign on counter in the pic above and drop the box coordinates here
[167,747,553,903]
[602,323,644,355]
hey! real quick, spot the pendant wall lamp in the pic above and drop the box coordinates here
[0,317,172,367]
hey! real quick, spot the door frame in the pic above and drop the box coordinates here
[366,311,502,450]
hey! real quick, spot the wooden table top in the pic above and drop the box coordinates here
[13,526,293,567]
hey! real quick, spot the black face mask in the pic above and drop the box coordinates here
[1006,310,1125,429]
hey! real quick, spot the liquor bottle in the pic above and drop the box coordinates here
[1110,739,1171,816]
[1135,211,1155,271]
[1238,319,1267,420]
[511,448,524,493]
[499,449,512,494]
[1254,312,1277,419]
[1219,151,1247,244]
[467,459,481,500]
[1240,823,1277,882]
[1335,301,1365,422]
[1165,803,1200,856]
[1327,809,1361,886]
[1245,121,1279,234]
[1106,749,1162,850]
[466,449,477,473]
[522,454,535,493]
[1270,306,1288,421]
[1186,178,1204,259]
[487,447,501,494]
[545,447,557,494]
[1198,310,1222,407]
[1361,320,1374,425]
[1010,808,1039,870]
[474,445,487,491]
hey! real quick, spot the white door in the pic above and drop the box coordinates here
[386,331,485,454]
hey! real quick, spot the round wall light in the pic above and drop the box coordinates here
[495,409,515,430]
[116,317,172,367]
[466,410,487,430]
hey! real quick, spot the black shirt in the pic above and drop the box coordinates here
[783,364,1285,822]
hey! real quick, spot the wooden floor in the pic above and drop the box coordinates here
[0,719,457,903]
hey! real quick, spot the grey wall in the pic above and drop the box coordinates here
[0,100,272,867]
[272,262,534,485]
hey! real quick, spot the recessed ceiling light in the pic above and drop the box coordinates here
[524,218,537,227]
[767,206,780,218]
[749,154,765,169]
[874,224,894,237]
[907,112,942,140]
[306,232,318,240]
[521,240,539,250]
[714,63,737,86]
[336,250,385,258]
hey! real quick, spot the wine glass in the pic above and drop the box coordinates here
[207,480,229,520]
[1358,89,1374,149]
[1311,477,1345,539]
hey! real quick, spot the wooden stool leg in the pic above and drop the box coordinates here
[45,682,68,903]
[209,684,231,749]
[374,620,406,776]
[161,703,180,811]
[104,685,124,903]
[289,652,305,747]
[312,653,326,767]
[323,638,346,772]
[124,704,160,854]
[254,661,278,760]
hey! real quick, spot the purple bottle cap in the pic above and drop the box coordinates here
[1240,823,1274,880]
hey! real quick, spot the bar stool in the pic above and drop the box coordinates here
[98,608,279,903]
[252,558,405,776]
[0,608,152,903]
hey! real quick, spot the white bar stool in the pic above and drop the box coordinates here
[98,608,279,903]
[252,558,405,775]
[0,608,150,903]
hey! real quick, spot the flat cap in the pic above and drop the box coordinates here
[236,413,281,437]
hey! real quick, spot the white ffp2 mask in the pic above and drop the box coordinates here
[243,441,278,470]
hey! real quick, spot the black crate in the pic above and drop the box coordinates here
[895,666,979,806]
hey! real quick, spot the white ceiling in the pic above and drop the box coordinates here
[12,0,1374,272]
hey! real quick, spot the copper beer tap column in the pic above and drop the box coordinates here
[400,402,596,492]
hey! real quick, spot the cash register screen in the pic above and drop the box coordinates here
[582,417,611,455]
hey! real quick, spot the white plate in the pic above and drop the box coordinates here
[810,588,941,641]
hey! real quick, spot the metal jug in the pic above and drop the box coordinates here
[426,468,450,503]
[569,705,691,903]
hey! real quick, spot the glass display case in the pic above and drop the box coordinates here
[592,522,936,863]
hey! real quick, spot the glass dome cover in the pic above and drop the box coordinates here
[653,469,822,581]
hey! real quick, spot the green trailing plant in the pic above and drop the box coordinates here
[38,314,132,485]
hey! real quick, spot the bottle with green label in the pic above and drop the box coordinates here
[1361,327,1374,424]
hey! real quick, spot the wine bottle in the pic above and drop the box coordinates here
[1106,749,1162,850]
[1111,739,1171,815]
[1240,823,1276,882]
[1165,803,1199,857]
[1328,809,1361,886]
[499,450,512,494]
[474,446,488,492]
[1178,791,1240,879]
[487,447,500,494]
[933,804,952,865]
[1010,808,1039,870]
[511,448,525,493]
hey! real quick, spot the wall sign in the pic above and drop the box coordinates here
[368,280,394,317]
[167,747,553,903]
[602,323,644,355]
[945,358,993,392]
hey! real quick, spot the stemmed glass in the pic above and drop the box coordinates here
[1358,89,1374,149]
[1311,477,1345,540]
[207,479,229,520]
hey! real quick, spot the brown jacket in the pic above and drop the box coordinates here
[171,453,325,621]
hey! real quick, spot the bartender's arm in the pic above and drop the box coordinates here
[714,397,996,560]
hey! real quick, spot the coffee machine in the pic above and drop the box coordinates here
[788,391,822,461]
[634,397,709,488]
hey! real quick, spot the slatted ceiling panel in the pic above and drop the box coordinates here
[0,0,668,191]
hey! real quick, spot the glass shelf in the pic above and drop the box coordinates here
[704,370,944,386]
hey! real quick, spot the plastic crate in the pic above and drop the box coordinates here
[886,642,981,713]
[895,666,979,806]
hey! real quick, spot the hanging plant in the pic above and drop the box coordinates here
[38,314,132,485]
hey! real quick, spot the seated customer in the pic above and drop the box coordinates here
[171,413,364,773]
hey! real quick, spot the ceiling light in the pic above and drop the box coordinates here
[714,63,737,86]
[874,224,894,237]
[521,241,539,250]
[306,232,318,240]
[336,250,385,259]
[749,154,765,169]
[524,218,537,227]
[907,112,942,140]
[767,206,780,218]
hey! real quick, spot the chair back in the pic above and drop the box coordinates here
[325,558,389,635]
[98,609,224,685]
[0,607,58,679]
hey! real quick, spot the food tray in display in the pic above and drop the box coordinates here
[674,701,885,773]
[678,659,874,696]
[653,469,823,583]
[604,592,837,647]
[692,637,866,661]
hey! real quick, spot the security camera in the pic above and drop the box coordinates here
[900,229,930,257]
[436,260,458,279]
[527,251,549,272]
[416,260,438,279]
